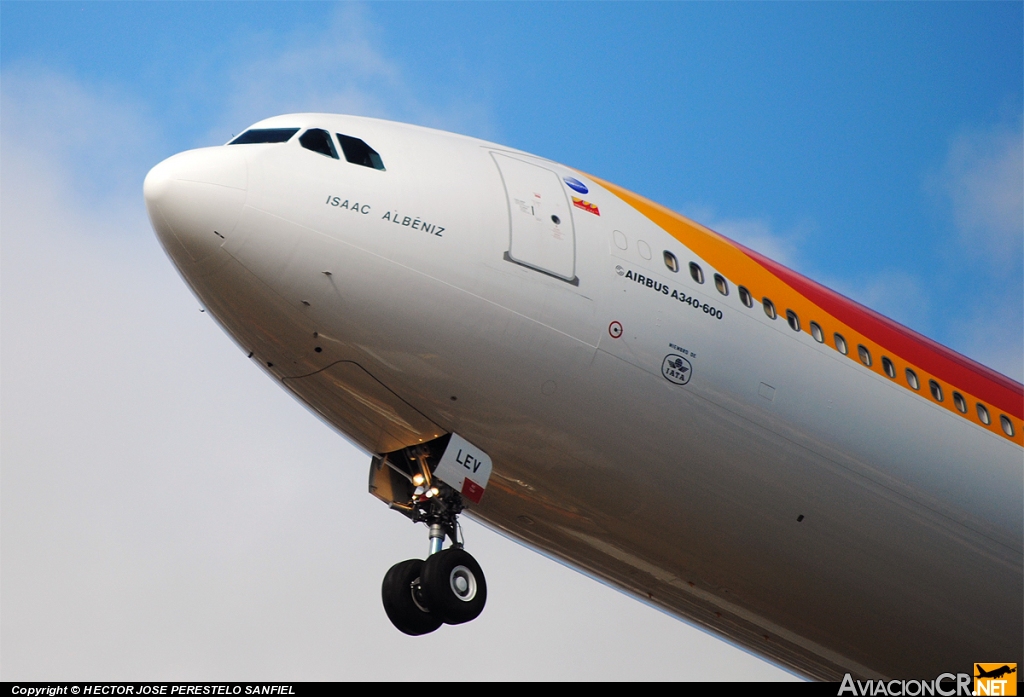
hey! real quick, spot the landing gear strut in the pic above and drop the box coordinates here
[371,437,488,635]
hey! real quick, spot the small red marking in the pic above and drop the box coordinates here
[462,479,484,504]
[609,321,623,338]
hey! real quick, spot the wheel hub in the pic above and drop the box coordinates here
[450,565,477,602]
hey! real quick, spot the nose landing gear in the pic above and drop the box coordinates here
[371,437,488,636]
[381,546,487,636]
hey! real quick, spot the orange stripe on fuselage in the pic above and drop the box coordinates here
[591,174,1024,444]
[741,246,1021,417]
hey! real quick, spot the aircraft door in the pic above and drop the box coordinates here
[492,153,577,284]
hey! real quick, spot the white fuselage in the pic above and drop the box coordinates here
[144,114,1023,680]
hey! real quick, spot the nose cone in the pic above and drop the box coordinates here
[144,147,247,268]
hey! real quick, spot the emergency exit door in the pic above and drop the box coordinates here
[492,153,577,283]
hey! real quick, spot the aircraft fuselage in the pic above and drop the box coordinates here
[144,114,1023,680]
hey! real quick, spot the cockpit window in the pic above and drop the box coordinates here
[229,128,299,145]
[299,129,339,159]
[337,134,386,171]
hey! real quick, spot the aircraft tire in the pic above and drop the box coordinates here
[381,559,442,636]
[421,548,487,625]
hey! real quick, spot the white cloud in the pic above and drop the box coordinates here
[692,211,941,360]
[682,205,805,268]
[921,119,1024,380]
[931,120,1024,273]
[207,4,495,146]
[682,131,1024,382]
[826,271,933,339]
[1,67,164,210]
[953,307,1024,383]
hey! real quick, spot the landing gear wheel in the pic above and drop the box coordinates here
[421,548,487,625]
[381,559,442,636]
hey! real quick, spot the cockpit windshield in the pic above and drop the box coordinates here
[229,128,300,145]
[299,129,339,159]
[337,134,386,171]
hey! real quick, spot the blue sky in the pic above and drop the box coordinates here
[2,1,1021,681]
[4,1,1021,376]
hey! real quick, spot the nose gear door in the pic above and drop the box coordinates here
[492,153,577,284]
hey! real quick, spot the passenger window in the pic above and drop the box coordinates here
[714,273,729,296]
[952,392,967,413]
[663,251,678,272]
[763,298,777,319]
[1000,415,1015,437]
[786,310,800,332]
[834,333,848,355]
[977,403,991,425]
[929,380,943,402]
[905,368,919,390]
[738,286,753,308]
[810,321,824,343]
[881,357,896,379]
[229,128,300,144]
[337,134,386,170]
[638,240,652,260]
[299,129,339,159]
[689,262,704,284]
[857,345,872,367]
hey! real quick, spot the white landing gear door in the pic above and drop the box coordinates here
[492,153,577,284]
[434,434,493,504]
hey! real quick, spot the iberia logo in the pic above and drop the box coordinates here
[572,196,600,216]
[975,664,1017,696]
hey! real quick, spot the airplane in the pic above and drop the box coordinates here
[975,665,1017,680]
[143,113,1023,681]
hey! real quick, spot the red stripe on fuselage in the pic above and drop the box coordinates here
[739,244,1024,420]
